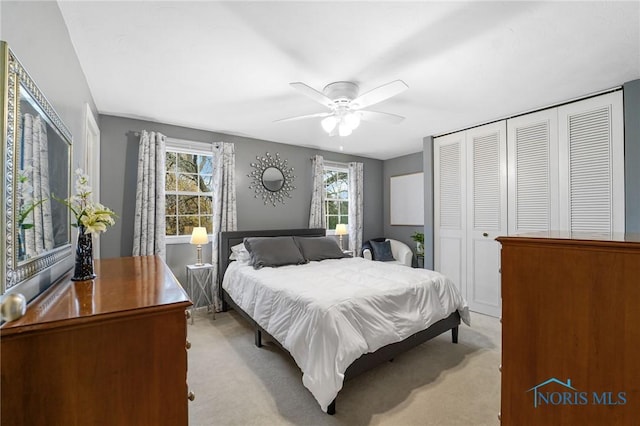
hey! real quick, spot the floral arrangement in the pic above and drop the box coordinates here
[59,169,117,234]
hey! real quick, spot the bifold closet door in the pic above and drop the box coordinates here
[466,122,507,318]
[558,91,625,234]
[434,132,466,298]
[507,108,559,234]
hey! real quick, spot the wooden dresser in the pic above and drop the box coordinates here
[497,233,640,425]
[1,256,192,426]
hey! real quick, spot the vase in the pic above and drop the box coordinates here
[17,227,26,261]
[416,241,424,256]
[72,225,96,281]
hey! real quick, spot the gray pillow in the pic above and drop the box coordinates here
[370,240,395,262]
[243,236,307,269]
[294,236,347,261]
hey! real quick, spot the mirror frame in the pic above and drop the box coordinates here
[247,152,295,206]
[1,41,73,300]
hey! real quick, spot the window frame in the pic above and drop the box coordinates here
[323,162,350,236]
[164,138,214,245]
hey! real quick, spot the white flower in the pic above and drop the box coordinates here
[60,168,117,235]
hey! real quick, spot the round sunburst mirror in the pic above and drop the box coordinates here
[248,152,295,206]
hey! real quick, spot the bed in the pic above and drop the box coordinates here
[218,228,470,415]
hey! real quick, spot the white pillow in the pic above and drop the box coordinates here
[229,243,251,263]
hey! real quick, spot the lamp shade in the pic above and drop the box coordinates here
[321,115,338,133]
[190,227,209,245]
[338,122,353,137]
[344,111,361,129]
[335,224,348,236]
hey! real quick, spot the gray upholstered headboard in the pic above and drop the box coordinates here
[218,228,325,301]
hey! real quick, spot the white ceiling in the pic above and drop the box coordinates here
[57,1,640,160]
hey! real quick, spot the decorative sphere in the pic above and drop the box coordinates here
[1,293,27,322]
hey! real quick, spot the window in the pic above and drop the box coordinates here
[323,164,349,232]
[165,141,213,239]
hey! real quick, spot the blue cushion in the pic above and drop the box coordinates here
[362,237,385,258]
[370,240,395,262]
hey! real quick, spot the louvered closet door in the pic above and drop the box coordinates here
[558,91,625,233]
[466,121,507,318]
[507,109,559,234]
[434,132,466,297]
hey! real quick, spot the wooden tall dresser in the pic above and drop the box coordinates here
[1,256,192,426]
[497,233,640,425]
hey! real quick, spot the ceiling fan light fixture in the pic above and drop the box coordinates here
[283,80,408,137]
[321,115,337,133]
[344,111,361,130]
[338,122,353,137]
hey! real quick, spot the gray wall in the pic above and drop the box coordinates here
[382,151,423,267]
[624,79,640,233]
[99,114,384,285]
[1,1,98,169]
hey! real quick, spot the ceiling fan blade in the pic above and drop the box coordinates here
[274,112,332,123]
[289,82,334,108]
[351,80,408,110]
[359,110,405,124]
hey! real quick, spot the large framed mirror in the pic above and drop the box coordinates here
[1,41,73,302]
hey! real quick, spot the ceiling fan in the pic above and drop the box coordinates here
[276,80,408,136]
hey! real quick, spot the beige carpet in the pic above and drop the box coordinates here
[187,309,501,426]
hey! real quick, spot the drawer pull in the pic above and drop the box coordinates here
[499,364,502,373]
[186,340,192,350]
[188,391,195,401]
[483,232,489,237]
[185,310,192,320]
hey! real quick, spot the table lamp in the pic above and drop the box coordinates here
[335,224,348,250]
[190,227,209,266]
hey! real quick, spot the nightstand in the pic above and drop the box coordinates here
[416,254,425,269]
[185,263,215,323]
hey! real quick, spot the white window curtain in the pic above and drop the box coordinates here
[133,130,166,259]
[348,162,364,256]
[21,113,54,258]
[309,155,325,228]
[212,142,237,311]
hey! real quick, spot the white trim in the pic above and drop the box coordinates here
[84,104,101,258]
[166,234,212,245]
[164,142,214,238]
[165,137,213,154]
[323,160,349,171]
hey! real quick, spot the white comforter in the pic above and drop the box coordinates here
[222,256,470,411]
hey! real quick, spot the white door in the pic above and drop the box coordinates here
[84,104,101,258]
[434,132,466,298]
[466,121,507,317]
[558,91,625,234]
[507,108,559,234]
